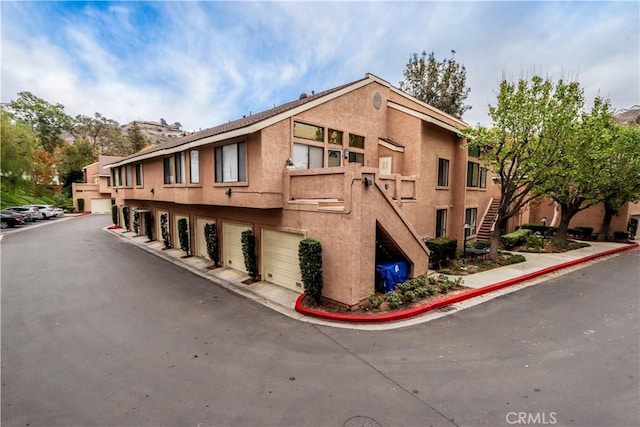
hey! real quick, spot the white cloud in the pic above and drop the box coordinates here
[1,1,637,130]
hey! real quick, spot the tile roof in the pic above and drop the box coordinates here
[113,78,364,164]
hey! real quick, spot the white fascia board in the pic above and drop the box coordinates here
[378,139,405,153]
[107,78,374,169]
[388,101,465,135]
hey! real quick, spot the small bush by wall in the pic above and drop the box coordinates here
[178,218,189,254]
[241,229,257,278]
[424,237,458,269]
[145,212,154,241]
[298,238,323,303]
[111,204,118,225]
[77,198,85,213]
[204,223,219,265]
[133,211,140,235]
[160,213,171,248]
[122,206,130,231]
[613,230,629,241]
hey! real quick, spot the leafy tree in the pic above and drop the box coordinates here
[595,123,640,240]
[535,96,617,242]
[31,148,58,197]
[127,121,148,153]
[74,113,128,155]
[0,111,36,191]
[463,76,583,259]
[399,50,471,118]
[2,92,73,153]
[58,139,97,194]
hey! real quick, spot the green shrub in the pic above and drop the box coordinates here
[122,206,130,231]
[204,223,219,265]
[133,211,140,235]
[386,291,402,308]
[498,254,526,266]
[526,233,543,249]
[160,213,171,248]
[241,229,257,278]
[473,240,491,250]
[111,204,118,225]
[500,228,533,249]
[368,294,383,309]
[575,227,593,239]
[426,285,437,295]
[178,218,189,254]
[144,212,154,241]
[404,290,416,303]
[613,230,629,241]
[415,286,429,297]
[520,224,557,235]
[438,283,449,293]
[298,238,323,303]
[77,198,85,213]
[424,237,458,268]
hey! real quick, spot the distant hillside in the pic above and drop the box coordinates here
[121,120,186,145]
[614,105,640,124]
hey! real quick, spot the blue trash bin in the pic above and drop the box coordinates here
[375,261,409,293]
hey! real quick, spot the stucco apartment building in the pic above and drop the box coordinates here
[72,155,122,214]
[106,73,496,307]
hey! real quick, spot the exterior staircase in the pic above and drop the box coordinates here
[477,198,501,241]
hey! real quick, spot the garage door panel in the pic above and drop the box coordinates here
[91,198,112,214]
[263,230,304,292]
[223,222,251,274]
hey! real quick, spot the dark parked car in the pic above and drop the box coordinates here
[1,212,24,229]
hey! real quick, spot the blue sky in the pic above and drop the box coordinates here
[2,1,638,131]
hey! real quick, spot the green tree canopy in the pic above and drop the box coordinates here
[1,91,73,153]
[74,112,129,155]
[0,111,36,191]
[399,50,471,118]
[127,121,148,153]
[58,139,97,192]
[463,75,584,259]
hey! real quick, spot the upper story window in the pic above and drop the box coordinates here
[190,150,200,184]
[437,158,450,187]
[112,167,121,187]
[294,122,324,142]
[215,142,246,183]
[106,176,111,187]
[174,152,185,184]
[328,129,343,145]
[125,165,133,187]
[164,156,175,185]
[135,163,143,186]
[349,134,365,149]
[467,161,487,188]
[293,143,323,169]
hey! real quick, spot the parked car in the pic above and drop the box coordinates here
[25,204,61,219]
[1,212,25,228]
[4,206,42,221]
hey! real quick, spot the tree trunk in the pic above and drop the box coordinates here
[489,216,508,261]
[597,201,616,242]
[554,203,577,244]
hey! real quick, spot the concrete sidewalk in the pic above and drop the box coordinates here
[106,226,637,330]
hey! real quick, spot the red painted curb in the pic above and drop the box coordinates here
[74,212,92,217]
[295,242,639,323]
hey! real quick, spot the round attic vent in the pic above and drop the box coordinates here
[373,92,382,109]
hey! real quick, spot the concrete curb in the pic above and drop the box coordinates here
[295,242,640,323]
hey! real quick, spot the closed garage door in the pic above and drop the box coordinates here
[91,198,112,214]
[262,230,304,292]
[223,222,251,274]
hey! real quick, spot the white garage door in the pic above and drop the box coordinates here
[91,198,112,214]
[262,230,304,292]
[222,222,251,274]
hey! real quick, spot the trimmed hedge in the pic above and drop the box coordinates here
[144,212,154,241]
[160,213,171,248]
[77,198,85,213]
[425,237,458,269]
[111,204,118,225]
[520,224,556,234]
[299,238,323,303]
[613,231,629,241]
[204,223,219,265]
[122,206,130,231]
[178,218,189,254]
[500,228,533,249]
[241,229,258,278]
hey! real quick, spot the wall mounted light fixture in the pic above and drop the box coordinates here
[150,188,155,194]
[225,188,233,197]
[363,177,373,187]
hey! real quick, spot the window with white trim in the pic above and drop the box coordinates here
[215,142,246,183]
[190,150,200,184]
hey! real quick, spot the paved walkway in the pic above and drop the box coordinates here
[106,226,637,330]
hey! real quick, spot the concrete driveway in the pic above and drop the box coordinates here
[2,214,638,426]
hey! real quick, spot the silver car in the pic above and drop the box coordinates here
[25,204,60,219]
[5,206,42,221]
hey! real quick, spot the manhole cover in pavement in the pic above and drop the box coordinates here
[343,416,382,427]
